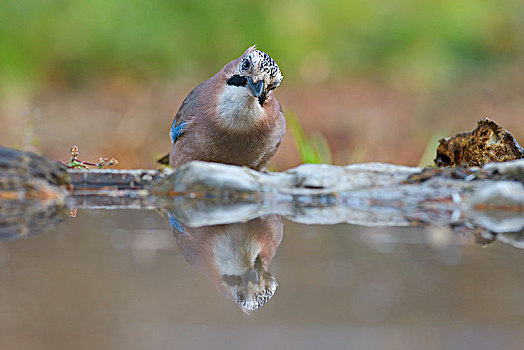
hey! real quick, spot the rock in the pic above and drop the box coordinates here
[0,146,69,199]
[435,118,524,167]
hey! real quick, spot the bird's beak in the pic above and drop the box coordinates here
[243,266,260,285]
[247,77,264,98]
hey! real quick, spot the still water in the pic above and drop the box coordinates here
[0,208,522,350]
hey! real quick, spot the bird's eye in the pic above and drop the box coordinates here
[236,292,245,303]
[241,59,251,71]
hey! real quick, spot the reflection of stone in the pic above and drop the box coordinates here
[497,232,524,249]
[435,119,524,167]
[171,215,283,311]
[0,200,68,240]
[465,182,524,233]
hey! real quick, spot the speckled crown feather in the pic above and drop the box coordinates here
[239,47,283,89]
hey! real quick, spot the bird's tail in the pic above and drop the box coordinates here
[157,153,170,164]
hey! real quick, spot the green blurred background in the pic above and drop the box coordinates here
[1,0,523,168]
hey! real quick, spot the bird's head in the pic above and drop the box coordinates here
[226,46,283,106]
[222,255,278,311]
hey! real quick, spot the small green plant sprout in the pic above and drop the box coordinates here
[287,112,332,164]
[61,145,119,170]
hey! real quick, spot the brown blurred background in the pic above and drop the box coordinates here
[1,0,523,169]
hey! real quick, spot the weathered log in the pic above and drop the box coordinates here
[150,160,524,233]
[1,146,523,247]
[68,168,172,190]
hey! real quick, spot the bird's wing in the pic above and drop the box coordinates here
[169,83,203,144]
[158,83,206,164]
[169,121,188,144]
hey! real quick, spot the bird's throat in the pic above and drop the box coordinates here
[217,85,265,131]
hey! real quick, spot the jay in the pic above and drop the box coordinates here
[159,46,285,171]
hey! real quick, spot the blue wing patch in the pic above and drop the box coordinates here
[168,212,185,233]
[170,120,188,144]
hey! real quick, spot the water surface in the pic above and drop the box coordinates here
[0,208,522,350]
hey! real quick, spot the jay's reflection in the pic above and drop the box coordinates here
[169,214,283,311]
